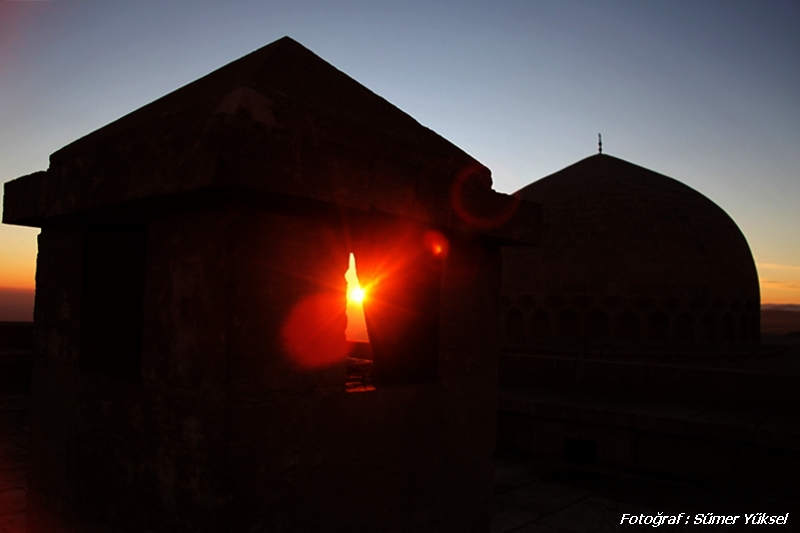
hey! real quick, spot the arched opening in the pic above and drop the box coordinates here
[738,312,750,343]
[345,252,373,392]
[556,308,580,341]
[700,313,717,345]
[517,294,535,312]
[529,309,550,341]
[648,311,670,344]
[675,312,695,344]
[351,221,443,385]
[615,310,640,343]
[721,312,735,343]
[585,309,609,343]
[505,308,526,343]
[80,224,146,382]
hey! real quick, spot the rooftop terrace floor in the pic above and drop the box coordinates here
[1,392,797,533]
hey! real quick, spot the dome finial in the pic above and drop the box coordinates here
[598,133,603,154]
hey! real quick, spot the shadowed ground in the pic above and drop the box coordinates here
[1,391,797,533]
[492,449,798,533]
[0,393,26,533]
[1,314,798,532]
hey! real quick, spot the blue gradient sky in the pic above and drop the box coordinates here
[1,0,799,306]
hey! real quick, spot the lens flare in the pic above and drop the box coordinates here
[450,162,520,229]
[348,286,365,303]
[423,230,449,259]
[281,293,349,369]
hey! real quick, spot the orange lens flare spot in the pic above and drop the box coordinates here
[423,230,450,259]
[348,286,365,303]
[281,293,349,369]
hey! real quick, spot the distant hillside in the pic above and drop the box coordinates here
[762,304,800,335]
[0,288,34,322]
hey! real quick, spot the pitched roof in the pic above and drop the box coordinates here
[518,154,695,200]
[4,37,538,243]
[54,37,457,162]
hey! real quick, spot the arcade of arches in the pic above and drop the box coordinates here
[502,296,760,347]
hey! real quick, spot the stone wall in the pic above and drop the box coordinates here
[25,197,500,532]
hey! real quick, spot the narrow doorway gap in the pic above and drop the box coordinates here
[345,252,374,392]
[345,253,368,343]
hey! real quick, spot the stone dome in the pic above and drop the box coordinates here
[502,154,760,349]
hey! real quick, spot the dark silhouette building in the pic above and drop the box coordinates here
[5,35,797,532]
[497,154,799,489]
[2,37,539,532]
[502,154,760,350]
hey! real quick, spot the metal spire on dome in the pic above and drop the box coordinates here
[598,133,603,154]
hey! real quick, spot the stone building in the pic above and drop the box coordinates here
[2,37,539,532]
[497,153,799,489]
[502,153,760,351]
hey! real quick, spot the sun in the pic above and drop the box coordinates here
[348,286,365,304]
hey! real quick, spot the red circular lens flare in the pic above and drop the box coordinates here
[424,230,449,259]
[450,162,520,229]
[281,293,349,369]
